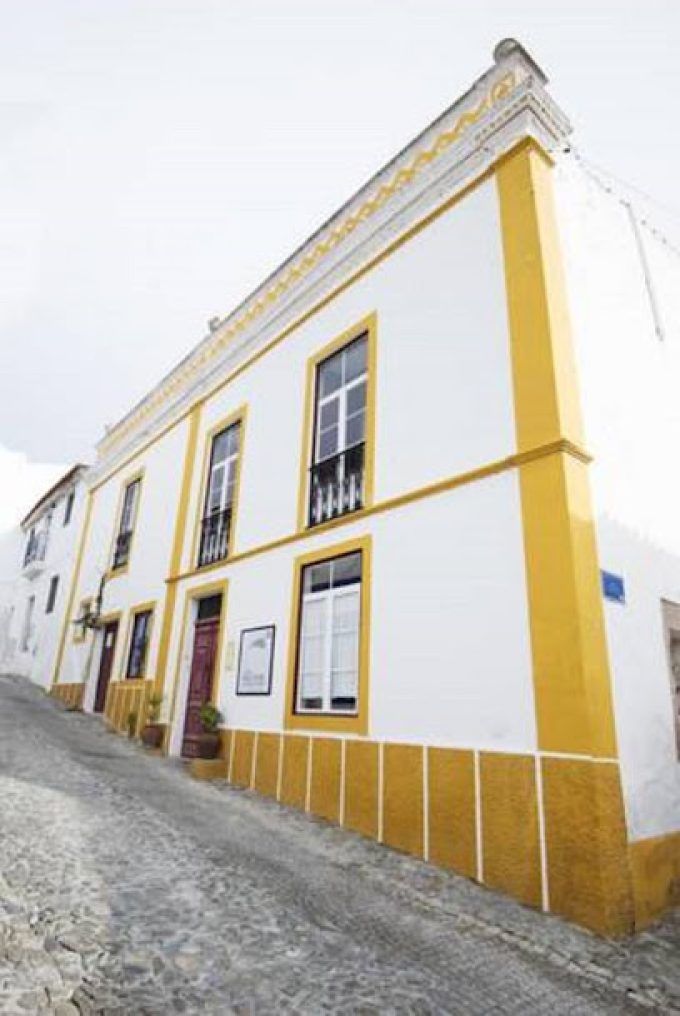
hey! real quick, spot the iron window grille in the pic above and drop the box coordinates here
[308,334,367,528]
[198,421,241,568]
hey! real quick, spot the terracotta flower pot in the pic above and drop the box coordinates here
[196,732,220,759]
[141,724,164,749]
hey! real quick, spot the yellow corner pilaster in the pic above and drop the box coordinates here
[153,403,202,698]
[496,140,616,760]
[497,140,634,934]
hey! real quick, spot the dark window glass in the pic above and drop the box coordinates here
[45,575,59,614]
[197,594,222,622]
[332,552,361,588]
[198,421,241,568]
[126,610,152,678]
[63,491,75,526]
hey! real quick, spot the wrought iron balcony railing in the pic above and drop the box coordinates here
[198,506,232,567]
[308,442,365,527]
[112,530,133,571]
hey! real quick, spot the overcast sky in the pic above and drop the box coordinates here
[1,0,679,523]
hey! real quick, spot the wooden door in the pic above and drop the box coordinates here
[94,620,119,713]
[181,617,220,757]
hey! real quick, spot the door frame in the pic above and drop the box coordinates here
[93,613,122,713]
[167,578,229,757]
[82,610,122,714]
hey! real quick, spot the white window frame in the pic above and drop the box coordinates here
[119,479,140,537]
[296,560,361,717]
[313,340,367,466]
[205,422,240,517]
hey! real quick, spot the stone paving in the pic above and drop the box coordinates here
[1,674,680,1014]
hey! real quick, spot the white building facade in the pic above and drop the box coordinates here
[52,40,680,934]
[1,465,88,693]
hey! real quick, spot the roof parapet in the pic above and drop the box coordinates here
[94,39,570,476]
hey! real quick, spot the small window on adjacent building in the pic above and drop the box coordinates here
[295,550,362,715]
[45,575,59,614]
[126,609,153,679]
[63,490,75,526]
[198,421,242,567]
[309,334,367,527]
[112,477,141,571]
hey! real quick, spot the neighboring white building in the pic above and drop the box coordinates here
[50,40,680,934]
[0,465,89,691]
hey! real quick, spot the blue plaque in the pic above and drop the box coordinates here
[601,571,625,604]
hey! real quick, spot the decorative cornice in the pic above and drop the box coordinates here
[95,40,571,475]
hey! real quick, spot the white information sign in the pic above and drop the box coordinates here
[236,626,275,696]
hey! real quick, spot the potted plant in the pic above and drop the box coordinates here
[126,710,138,738]
[141,693,165,749]
[196,702,223,759]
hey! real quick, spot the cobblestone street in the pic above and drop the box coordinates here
[0,674,679,1014]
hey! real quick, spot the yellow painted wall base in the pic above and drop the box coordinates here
[542,758,633,935]
[104,679,153,737]
[50,682,85,710]
[216,729,646,937]
[188,758,229,780]
[630,830,680,930]
[91,705,680,935]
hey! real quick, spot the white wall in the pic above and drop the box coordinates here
[0,476,88,688]
[182,178,516,569]
[61,418,190,695]
[554,156,680,841]
[163,181,535,753]
[71,174,537,759]
[0,527,24,671]
[167,470,535,753]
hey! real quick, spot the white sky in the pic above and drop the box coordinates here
[1,0,679,523]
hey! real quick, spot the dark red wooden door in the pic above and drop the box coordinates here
[181,618,219,757]
[94,620,119,713]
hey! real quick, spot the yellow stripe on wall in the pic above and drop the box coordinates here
[496,140,617,760]
[382,743,423,857]
[480,752,542,909]
[428,747,476,879]
[254,733,280,799]
[231,730,255,788]
[309,737,342,824]
[153,404,203,698]
[280,734,309,811]
[542,756,633,934]
[629,829,680,930]
[344,739,379,839]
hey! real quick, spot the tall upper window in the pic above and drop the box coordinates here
[309,334,367,527]
[126,609,152,679]
[295,551,362,715]
[63,490,75,526]
[112,478,141,571]
[45,575,59,614]
[198,421,241,567]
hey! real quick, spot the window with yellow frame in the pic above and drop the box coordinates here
[111,474,142,573]
[285,535,371,735]
[298,314,377,532]
[124,607,154,679]
[194,408,246,569]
